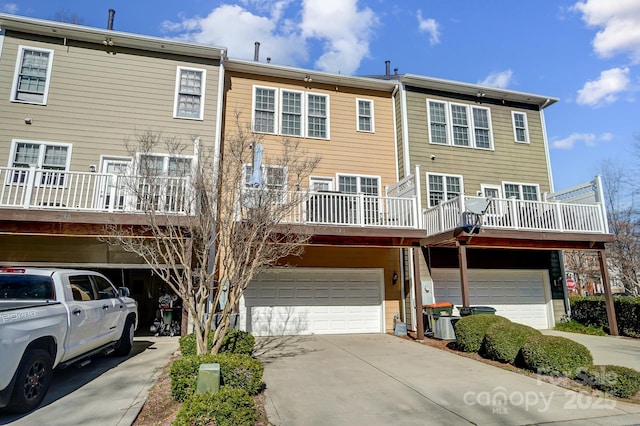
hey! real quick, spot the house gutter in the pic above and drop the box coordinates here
[539,98,554,193]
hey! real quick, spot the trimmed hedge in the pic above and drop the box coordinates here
[483,322,541,365]
[554,320,606,336]
[179,329,255,356]
[521,335,593,378]
[173,386,257,426]
[453,314,511,353]
[170,353,264,402]
[570,296,640,337]
[579,365,640,399]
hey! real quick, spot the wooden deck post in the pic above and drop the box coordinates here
[598,249,618,336]
[413,246,425,339]
[458,243,470,307]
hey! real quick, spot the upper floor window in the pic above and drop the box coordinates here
[243,164,287,190]
[253,86,329,139]
[426,99,493,150]
[357,99,374,132]
[12,46,54,105]
[310,176,334,191]
[138,154,193,177]
[427,173,462,207]
[503,182,539,201]
[174,67,205,120]
[512,111,529,143]
[338,174,380,196]
[8,140,71,186]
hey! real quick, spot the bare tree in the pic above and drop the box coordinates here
[564,250,601,295]
[600,160,640,294]
[53,10,83,24]
[104,114,320,354]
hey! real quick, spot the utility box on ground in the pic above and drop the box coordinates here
[196,363,220,394]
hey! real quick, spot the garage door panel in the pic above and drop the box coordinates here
[244,268,383,336]
[432,269,551,329]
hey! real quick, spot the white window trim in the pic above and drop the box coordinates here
[135,152,195,176]
[356,98,375,133]
[480,184,502,199]
[502,181,540,201]
[280,89,304,137]
[425,172,464,207]
[310,176,335,191]
[512,111,530,144]
[252,85,278,135]
[305,91,330,140]
[7,139,72,187]
[11,45,55,105]
[173,66,206,120]
[426,99,494,150]
[336,173,381,195]
[243,163,288,190]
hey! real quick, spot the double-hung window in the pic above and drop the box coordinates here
[338,174,380,224]
[253,86,329,139]
[281,90,302,136]
[426,173,462,207]
[174,67,205,120]
[12,46,54,105]
[136,153,193,211]
[9,140,71,186]
[426,99,493,149]
[357,99,374,132]
[243,164,287,190]
[503,182,539,201]
[512,111,529,143]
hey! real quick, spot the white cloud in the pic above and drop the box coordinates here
[478,70,513,89]
[576,67,630,106]
[162,0,378,74]
[162,4,306,67]
[300,0,378,74]
[551,132,612,149]
[416,10,440,45]
[3,3,18,13]
[572,0,640,62]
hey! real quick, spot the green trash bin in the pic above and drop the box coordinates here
[458,306,496,316]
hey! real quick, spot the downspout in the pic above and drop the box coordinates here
[392,84,400,182]
[0,27,5,60]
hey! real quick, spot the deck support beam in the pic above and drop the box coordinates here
[458,243,470,307]
[413,246,425,339]
[598,249,618,336]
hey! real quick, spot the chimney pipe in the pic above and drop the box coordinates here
[394,67,399,75]
[254,42,260,61]
[107,9,115,30]
[385,60,390,76]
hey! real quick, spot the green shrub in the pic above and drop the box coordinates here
[521,335,593,378]
[579,365,640,399]
[554,320,606,336]
[570,296,640,337]
[170,353,264,402]
[172,387,258,426]
[179,329,255,356]
[483,322,541,365]
[453,314,510,353]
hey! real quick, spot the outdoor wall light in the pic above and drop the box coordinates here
[89,164,97,173]
[392,271,399,285]
[24,118,32,124]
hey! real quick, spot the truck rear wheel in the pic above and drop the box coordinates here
[6,349,52,413]
[113,317,135,356]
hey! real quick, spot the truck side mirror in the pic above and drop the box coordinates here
[118,287,130,298]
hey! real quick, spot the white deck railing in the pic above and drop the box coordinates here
[423,195,608,236]
[0,166,192,214]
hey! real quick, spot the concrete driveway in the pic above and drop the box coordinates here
[257,334,640,426]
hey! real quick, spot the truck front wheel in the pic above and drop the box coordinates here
[113,317,135,356]
[6,349,52,413]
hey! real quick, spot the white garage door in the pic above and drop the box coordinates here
[431,269,553,329]
[241,268,384,336]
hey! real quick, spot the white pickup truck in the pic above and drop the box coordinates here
[0,268,138,413]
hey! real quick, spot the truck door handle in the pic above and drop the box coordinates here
[72,308,81,315]
[102,305,109,310]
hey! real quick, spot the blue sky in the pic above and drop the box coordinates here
[4,0,639,191]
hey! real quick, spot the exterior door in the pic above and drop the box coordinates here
[92,274,125,342]
[97,158,132,211]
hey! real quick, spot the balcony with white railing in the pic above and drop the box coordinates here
[423,194,609,237]
[0,166,193,215]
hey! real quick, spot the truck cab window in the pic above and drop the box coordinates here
[69,275,96,301]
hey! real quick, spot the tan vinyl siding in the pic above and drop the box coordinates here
[0,31,221,171]
[405,89,551,208]
[224,71,397,190]
[280,246,402,332]
[394,92,405,178]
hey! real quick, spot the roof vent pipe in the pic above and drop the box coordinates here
[107,9,115,30]
[385,60,390,76]
[394,67,399,75]
[254,42,260,61]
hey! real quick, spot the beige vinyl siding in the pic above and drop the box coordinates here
[280,246,402,333]
[404,89,551,208]
[224,72,397,190]
[394,92,405,179]
[0,32,221,172]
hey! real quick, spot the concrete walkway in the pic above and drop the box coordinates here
[257,334,640,426]
[0,336,179,426]
[541,330,640,371]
